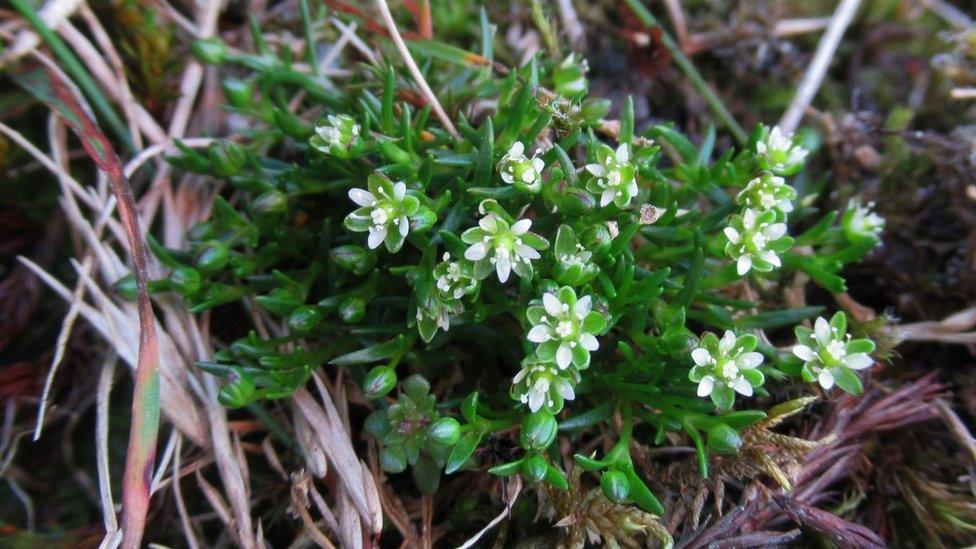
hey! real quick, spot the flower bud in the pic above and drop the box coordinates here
[581,223,612,257]
[427,417,461,446]
[553,187,596,216]
[600,470,630,502]
[330,245,374,276]
[222,78,253,109]
[363,366,397,399]
[339,296,366,323]
[520,411,558,451]
[195,240,230,273]
[192,38,227,64]
[310,114,361,159]
[169,265,202,295]
[520,454,548,483]
[706,423,743,454]
[253,189,289,215]
[287,305,323,333]
[401,374,430,401]
[218,368,256,408]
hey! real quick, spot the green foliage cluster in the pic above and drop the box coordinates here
[114,18,885,511]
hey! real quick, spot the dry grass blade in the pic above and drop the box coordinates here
[374,0,459,138]
[13,68,161,549]
[778,0,863,133]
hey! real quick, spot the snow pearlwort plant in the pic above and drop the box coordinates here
[136,28,884,514]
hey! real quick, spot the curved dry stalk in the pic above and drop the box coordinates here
[374,0,459,139]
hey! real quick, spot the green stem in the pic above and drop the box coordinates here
[9,0,135,153]
[299,0,321,77]
[620,0,747,144]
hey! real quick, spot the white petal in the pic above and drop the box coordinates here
[398,215,409,237]
[464,242,488,261]
[793,345,815,361]
[528,388,544,412]
[765,223,787,240]
[737,352,763,369]
[743,209,757,229]
[732,377,753,396]
[348,188,375,207]
[818,369,835,389]
[579,333,599,351]
[615,143,630,163]
[844,354,874,370]
[393,181,406,200]
[509,141,525,157]
[527,325,551,343]
[516,244,540,260]
[737,255,752,275]
[513,368,528,383]
[479,215,498,232]
[575,295,592,316]
[627,181,638,196]
[691,348,712,367]
[367,226,386,249]
[556,379,575,400]
[556,344,573,369]
[760,251,781,267]
[600,189,615,207]
[496,254,511,282]
[724,227,741,244]
[543,293,563,317]
[697,376,715,397]
[511,219,532,235]
[719,331,736,353]
[532,157,545,172]
[585,164,605,177]
[814,317,831,345]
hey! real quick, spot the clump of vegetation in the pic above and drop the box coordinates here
[113,20,887,517]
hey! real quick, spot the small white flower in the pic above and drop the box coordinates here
[511,360,579,413]
[585,143,639,208]
[793,313,876,393]
[311,114,360,158]
[497,142,545,191]
[842,198,885,242]
[756,126,808,175]
[689,331,764,410]
[460,210,548,283]
[343,173,419,253]
[526,287,606,370]
[736,173,797,214]
[724,208,792,275]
